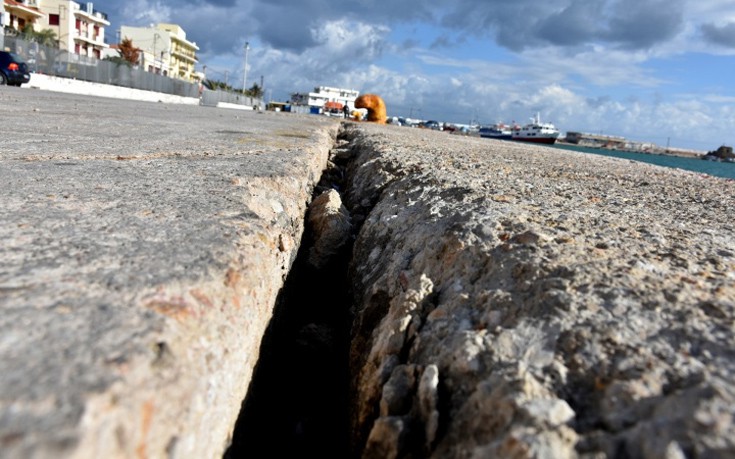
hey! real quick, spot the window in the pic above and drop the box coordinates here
[49,14,60,26]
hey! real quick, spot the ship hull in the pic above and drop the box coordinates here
[480,133,513,140]
[511,136,558,144]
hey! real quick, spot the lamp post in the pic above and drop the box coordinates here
[242,42,249,94]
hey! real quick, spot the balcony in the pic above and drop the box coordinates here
[73,28,107,48]
[171,51,196,64]
[72,3,110,26]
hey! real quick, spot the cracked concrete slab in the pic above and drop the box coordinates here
[339,123,735,458]
[0,89,339,459]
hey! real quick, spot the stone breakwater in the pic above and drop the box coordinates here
[339,123,735,458]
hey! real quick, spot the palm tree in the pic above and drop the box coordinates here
[245,83,264,98]
[204,79,233,91]
[20,25,57,47]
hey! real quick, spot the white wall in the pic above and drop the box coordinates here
[23,73,200,105]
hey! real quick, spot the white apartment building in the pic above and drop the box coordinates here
[291,86,360,109]
[2,0,45,35]
[120,23,199,82]
[35,0,109,59]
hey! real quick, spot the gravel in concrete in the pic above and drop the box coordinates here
[340,122,735,458]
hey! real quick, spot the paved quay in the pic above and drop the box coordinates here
[0,88,339,459]
[2,86,735,459]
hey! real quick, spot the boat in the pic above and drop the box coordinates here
[702,145,734,163]
[511,113,560,144]
[479,123,513,140]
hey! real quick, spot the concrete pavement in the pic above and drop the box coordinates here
[0,87,339,458]
[4,85,734,459]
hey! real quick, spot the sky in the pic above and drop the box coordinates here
[90,0,735,151]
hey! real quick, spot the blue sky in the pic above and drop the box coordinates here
[91,0,734,151]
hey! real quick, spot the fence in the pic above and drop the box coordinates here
[4,35,200,98]
[200,89,263,109]
[2,35,262,107]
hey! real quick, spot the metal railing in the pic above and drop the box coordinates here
[3,34,265,108]
[2,35,199,98]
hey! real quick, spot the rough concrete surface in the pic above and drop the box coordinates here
[0,88,338,458]
[340,123,734,458]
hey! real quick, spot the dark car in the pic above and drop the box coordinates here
[0,51,31,86]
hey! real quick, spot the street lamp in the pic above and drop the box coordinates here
[152,32,162,73]
[242,42,249,94]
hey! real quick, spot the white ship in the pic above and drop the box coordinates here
[512,113,560,144]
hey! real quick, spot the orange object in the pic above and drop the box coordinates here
[354,94,387,124]
[324,101,344,110]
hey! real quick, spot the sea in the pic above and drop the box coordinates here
[549,144,735,180]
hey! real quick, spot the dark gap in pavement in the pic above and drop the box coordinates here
[224,127,359,459]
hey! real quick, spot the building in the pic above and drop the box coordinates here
[2,0,45,36]
[290,86,359,111]
[565,131,627,149]
[32,1,109,58]
[119,23,199,82]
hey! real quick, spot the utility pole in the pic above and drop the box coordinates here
[152,32,159,73]
[224,70,229,89]
[242,42,250,94]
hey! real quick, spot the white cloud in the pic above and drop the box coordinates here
[310,20,390,64]
[118,0,172,26]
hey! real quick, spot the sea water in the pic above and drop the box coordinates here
[550,144,735,180]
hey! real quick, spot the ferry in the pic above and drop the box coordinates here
[512,113,560,144]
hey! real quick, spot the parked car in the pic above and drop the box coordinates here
[0,52,31,86]
[421,120,443,131]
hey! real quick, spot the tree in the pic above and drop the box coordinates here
[117,37,141,66]
[244,83,264,98]
[204,79,232,91]
[20,25,57,47]
[103,55,129,66]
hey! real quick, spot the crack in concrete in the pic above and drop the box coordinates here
[224,124,362,458]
